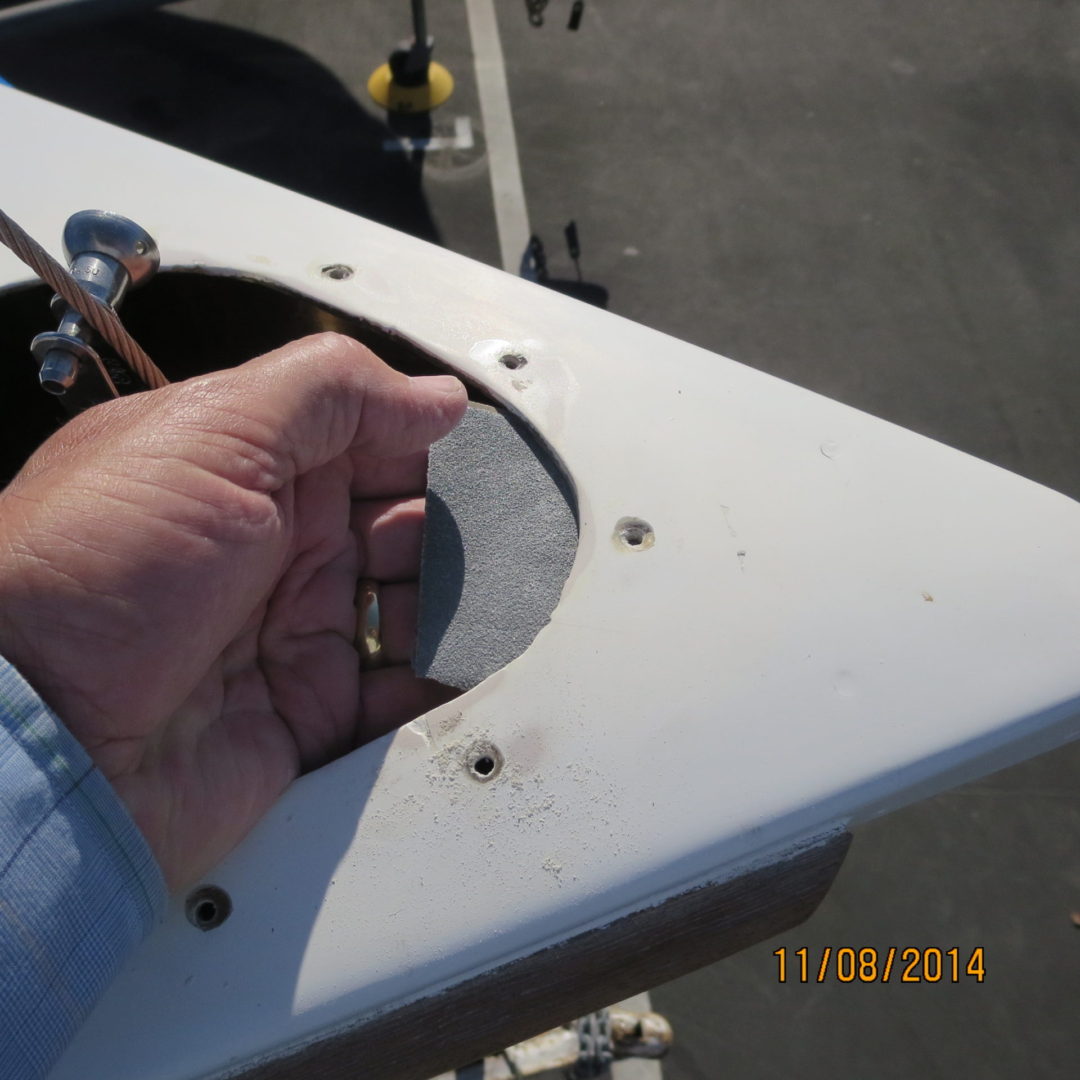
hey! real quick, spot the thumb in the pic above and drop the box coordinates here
[164,332,467,488]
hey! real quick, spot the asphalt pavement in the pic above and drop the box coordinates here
[1,2,1078,1077]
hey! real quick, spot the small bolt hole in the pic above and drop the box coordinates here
[465,741,503,782]
[321,264,354,281]
[499,353,527,370]
[185,885,232,932]
[615,517,655,551]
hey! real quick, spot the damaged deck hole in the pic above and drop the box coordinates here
[466,741,504,783]
[499,353,528,370]
[185,885,232,932]
[321,263,354,280]
[615,517,655,550]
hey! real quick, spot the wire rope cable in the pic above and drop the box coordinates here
[0,206,168,389]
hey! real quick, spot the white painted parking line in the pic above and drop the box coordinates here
[464,0,531,273]
[455,114,475,148]
[383,115,475,152]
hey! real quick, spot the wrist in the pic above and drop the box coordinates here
[0,518,61,726]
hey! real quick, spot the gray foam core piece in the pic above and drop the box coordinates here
[413,403,579,690]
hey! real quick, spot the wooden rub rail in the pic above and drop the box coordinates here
[230,831,852,1080]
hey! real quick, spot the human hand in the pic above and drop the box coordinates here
[0,333,467,889]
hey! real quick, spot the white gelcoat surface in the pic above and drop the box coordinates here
[1,90,1078,1079]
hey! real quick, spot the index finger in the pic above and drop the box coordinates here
[168,333,467,492]
[349,449,430,499]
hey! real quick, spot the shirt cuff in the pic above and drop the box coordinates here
[0,655,166,1080]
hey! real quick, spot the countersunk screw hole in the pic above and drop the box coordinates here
[499,353,527,370]
[615,517,655,551]
[321,264,354,281]
[134,240,147,255]
[466,741,503,783]
[185,885,232,932]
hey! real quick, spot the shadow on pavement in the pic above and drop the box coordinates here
[0,8,442,244]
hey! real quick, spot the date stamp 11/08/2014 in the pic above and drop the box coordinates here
[774,947,986,984]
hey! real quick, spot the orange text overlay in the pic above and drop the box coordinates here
[774,946,986,984]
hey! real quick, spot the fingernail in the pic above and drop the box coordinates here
[415,374,464,396]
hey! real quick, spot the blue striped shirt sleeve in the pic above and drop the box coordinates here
[0,655,166,1079]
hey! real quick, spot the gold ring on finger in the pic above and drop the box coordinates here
[354,578,385,669]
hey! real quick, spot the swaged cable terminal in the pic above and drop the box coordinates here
[28,210,162,412]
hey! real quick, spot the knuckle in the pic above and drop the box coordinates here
[309,331,373,366]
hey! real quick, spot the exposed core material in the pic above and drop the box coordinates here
[414,402,578,689]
